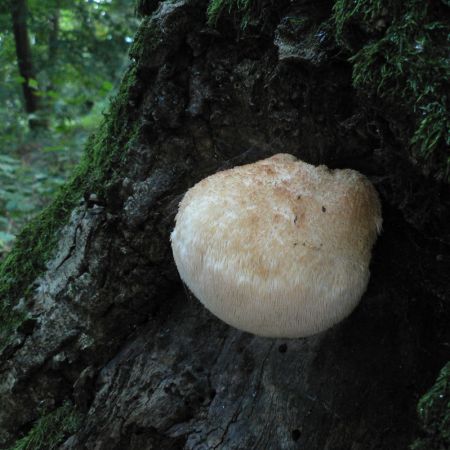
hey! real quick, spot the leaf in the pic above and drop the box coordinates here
[12,75,26,85]
[0,231,15,245]
[0,155,20,165]
[5,197,35,213]
[0,163,17,174]
[28,78,39,89]
[100,80,113,92]
[42,144,66,153]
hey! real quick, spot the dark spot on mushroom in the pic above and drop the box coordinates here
[322,206,326,212]
[297,195,301,199]
[278,343,287,353]
[293,242,298,247]
[292,429,301,441]
[294,215,298,224]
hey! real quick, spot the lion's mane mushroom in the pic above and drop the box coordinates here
[171,154,382,338]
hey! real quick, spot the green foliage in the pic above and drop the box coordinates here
[0,137,82,256]
[9,402,82,450]
[332,0,450,181]
[0,0,139,257]
[411,362,450,450]
[0,0,137,124]
[206,0,253,27]
[0,65,140,349]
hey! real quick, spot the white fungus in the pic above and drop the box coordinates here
[170,153,382,338]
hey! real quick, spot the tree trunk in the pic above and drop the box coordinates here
[1,1,448,449]
[11,0,45,129]
[48,0,60,62]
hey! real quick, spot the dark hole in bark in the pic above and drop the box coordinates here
[291,429,301,441]
[278,344,288,353]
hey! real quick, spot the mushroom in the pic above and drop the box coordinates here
[170,154,382,338]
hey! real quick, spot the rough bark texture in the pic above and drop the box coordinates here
[1,1,449,449]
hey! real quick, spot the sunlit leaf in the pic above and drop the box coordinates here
[28,78,39,89]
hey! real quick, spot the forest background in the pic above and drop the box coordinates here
[0,0,138,257]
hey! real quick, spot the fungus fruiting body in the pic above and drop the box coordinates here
[171,154,382,338]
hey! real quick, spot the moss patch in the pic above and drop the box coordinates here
[206,0,253,27]
[411,362,450,449]
[8,402,82,450]
[332,0,450,181]
[0,65,140,349]
[129,16,163,62]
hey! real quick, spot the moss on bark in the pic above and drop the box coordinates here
[411,362,450,450]
[332,0,450,182]
[8,402,82,450]
[129,16,163,61]
[206,0,254,27]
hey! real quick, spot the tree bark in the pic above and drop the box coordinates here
[11,0,45,129]
[48,1,60,63]
[0,1,449,449]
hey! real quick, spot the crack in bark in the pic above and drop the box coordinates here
[212,397,245,450]
[54,208,87,271]
[250,392,275,450]
[248,342,274,418]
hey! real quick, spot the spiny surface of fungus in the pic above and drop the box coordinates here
[171,154,382,338]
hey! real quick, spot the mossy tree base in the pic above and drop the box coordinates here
[1,1,449,448]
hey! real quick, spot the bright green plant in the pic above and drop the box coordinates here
[206,0,253,27]
[9,402,82,450]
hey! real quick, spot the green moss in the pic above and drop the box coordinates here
[135,0,160,17]
[9,402,82,450]
[0,64,140,349]
[206,0,253,28]
[129,16,163,62]
[411,362,450,450]
[332,0,450,181]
